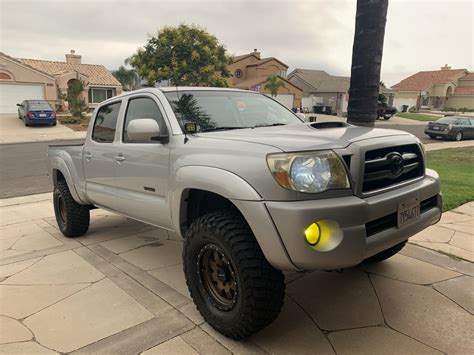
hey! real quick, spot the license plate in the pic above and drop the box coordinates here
[432,126,439,130]
[39,113,46,117]
[398,197,420,228]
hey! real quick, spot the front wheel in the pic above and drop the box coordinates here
[384,115,392,120]
[454,131,463,141]
[183,212,285,340]
[53,180,90,237]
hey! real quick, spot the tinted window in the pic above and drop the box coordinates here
[437,117,459,124]
[123,97,167,143]
[459,118,470,125]
[92,102,121,143]
[28,101,52,110]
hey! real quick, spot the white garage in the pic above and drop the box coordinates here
[266,94,294,109]
[0,83,44,113]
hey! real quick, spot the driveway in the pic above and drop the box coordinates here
[0,114,85,144]
[0,194,472,354]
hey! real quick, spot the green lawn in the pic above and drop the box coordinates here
[396,112,442,121]
[426,147,474,211]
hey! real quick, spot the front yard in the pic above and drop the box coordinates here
[396,112,442,121]
[426,147,474,211]
[57,115,91,131]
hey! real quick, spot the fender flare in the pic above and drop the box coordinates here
[170,166,262,233]
[49,157,86,204]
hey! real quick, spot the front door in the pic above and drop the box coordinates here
[114,95,171,228]
[84,100,122,209]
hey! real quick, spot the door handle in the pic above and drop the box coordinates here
[115,155,126,162]
[84,152,92,160]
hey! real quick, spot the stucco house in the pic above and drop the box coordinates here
[392,65,473,111]
[227,50,302,109]
[287,69,350,114]
[0,50,122,113]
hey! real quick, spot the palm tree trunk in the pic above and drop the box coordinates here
[347,0,389,127]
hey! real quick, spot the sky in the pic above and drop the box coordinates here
[1,0,472,86]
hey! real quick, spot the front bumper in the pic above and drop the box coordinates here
[243,169,441,271]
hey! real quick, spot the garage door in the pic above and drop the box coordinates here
[0,84,44,113]
[266,94,294,109]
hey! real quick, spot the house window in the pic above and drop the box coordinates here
[88,88,114,103]
[234,69,243,78]
[278,70,287,78]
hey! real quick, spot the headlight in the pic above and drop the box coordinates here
[267,151,350,193]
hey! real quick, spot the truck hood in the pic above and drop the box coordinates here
[195,122,413,152]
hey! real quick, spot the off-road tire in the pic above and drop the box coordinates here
[53,180,90,237]
[363,241,407,264]
[183,212,285,340]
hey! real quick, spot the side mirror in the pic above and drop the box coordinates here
[16,103,21,107]
[126,119,168,143]
[296,113,307,122]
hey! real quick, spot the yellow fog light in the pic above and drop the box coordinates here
[304,223,321,245]
[304,220,343,251]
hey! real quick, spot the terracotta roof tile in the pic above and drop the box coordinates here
[246,57,288,68]
[392,69,466,91]
[453,86,474,95]
[17,58,121,87]
[460,73,474,80]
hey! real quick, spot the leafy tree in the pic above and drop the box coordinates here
[112,65,140,91]
[128,24,232,87]
[67,79,88,118]
[264,75,286,97]
[378,93,387,104]
[167,93,213,130]
[347,0,389,127]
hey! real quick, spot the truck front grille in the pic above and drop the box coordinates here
[362,144,424,193]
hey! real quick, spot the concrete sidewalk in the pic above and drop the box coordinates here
[0,194,473,354]
[0,114,86,144]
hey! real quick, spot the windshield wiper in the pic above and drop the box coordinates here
[201,126,251,132]
[252,123,287,128]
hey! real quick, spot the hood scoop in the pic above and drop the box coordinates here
[310,121,350,129]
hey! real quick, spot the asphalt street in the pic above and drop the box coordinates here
[0,123,432,199]
[0,139,84,198]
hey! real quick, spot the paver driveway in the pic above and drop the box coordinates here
[0,194,473,354]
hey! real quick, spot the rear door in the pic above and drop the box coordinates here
[114,94,172,228]
[83,100,123,209]
[458,118,473,138]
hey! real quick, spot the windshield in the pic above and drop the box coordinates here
[436,117,459,124]
[163,90,302,132]
[29,101,52,110]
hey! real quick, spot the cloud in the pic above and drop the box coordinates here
[1,0,472,87]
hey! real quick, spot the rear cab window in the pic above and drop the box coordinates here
[92,102,121,143]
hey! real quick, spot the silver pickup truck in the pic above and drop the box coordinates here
[48,87,442,339]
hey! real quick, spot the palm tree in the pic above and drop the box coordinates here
[347,0,389,127]
[112,66,140,91]
[264,75,285,97]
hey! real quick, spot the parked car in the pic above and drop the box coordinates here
[48,87,441,340]
[17,100,57,126]
[377,101,397,120]
[424,116,474,141]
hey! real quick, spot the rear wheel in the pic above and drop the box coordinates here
[384,115,392,120]
[183,212,285,339]
[53,180,90,237]
[454,131,463,141]
[363,241,407,264]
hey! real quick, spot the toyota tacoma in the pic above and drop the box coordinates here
[47,87,442,339]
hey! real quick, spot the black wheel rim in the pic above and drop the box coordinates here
[198,244,238,311]
[58,195,67,224]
